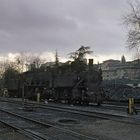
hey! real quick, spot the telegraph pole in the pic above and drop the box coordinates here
[22,82,24,106]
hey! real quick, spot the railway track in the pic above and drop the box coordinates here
[0,106,98,140]
[97,101,140,113]
[1,97,140,112]
[0,120,48,140]
[0,97,140,125]
[37,103,140,124]
[103,100,140,108]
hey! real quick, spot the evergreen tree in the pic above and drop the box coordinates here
[69,46,93,71]
[55,50,59,67]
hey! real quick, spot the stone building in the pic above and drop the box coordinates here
[101,56,140,85]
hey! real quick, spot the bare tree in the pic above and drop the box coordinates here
[0,60,8,78]
[123,0,140,54]
[31,56,45,69]
[15,52,46,72]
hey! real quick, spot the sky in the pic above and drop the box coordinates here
[0,0,135,63]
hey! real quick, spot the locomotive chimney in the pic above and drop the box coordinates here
[88,59,93,70]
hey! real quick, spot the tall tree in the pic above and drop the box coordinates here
[69,46,93,71]
[55,50,59,67]
[123,1,140,53]
[3,67,19,88]
[69,46,93,61]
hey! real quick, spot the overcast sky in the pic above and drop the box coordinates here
[0,0,134,63]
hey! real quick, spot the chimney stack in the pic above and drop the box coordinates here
[88,59,93,70]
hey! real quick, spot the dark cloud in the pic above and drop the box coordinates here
[0,0,130,61]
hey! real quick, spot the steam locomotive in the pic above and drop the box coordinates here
[5,59,105,105]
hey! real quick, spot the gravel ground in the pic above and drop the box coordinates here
[35,108,140,140]
[0,99,140,140]
[69,119,140,140]
[0,123,31,140]
[28,104,140,140]
[0,132,32,140]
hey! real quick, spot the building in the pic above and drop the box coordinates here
[101,56,140,85]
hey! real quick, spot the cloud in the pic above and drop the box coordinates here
[0,0,131,62]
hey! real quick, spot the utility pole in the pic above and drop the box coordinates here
[21,70,25,107]
[22,82,24,106]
